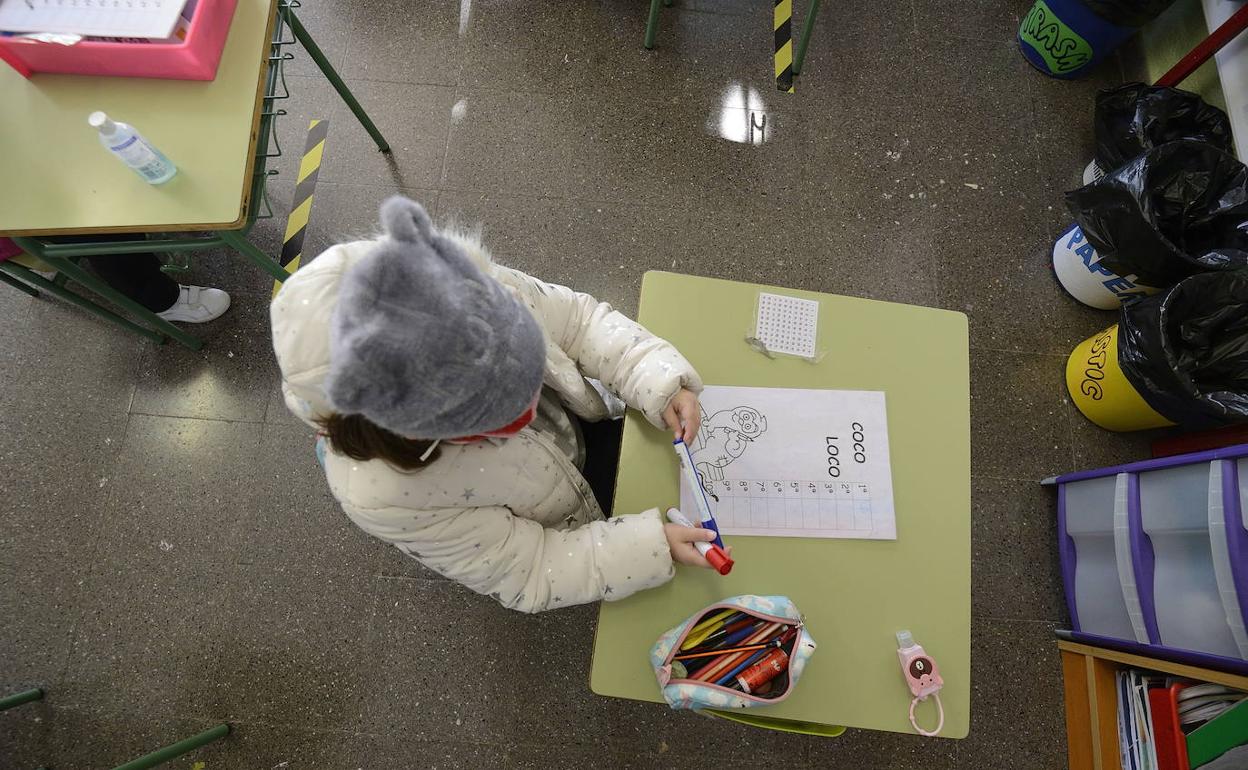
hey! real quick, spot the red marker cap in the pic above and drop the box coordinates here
[706,545,734,576]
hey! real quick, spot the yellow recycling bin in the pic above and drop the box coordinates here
[1066,324,1175,432]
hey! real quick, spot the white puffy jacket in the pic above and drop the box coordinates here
[270,234,703,613]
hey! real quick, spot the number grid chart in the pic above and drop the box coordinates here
[754,292,819,358]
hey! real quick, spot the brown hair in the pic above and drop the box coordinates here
[318,413,440,471]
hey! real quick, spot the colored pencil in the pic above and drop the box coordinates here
[695,624,781,683]
[714,628,799,686]
[698,618,756,647]
[702,622,762,651]
[676,638,777,661]
[681,610,743,650]
[715,647,773,687]
[692,623,783,682]
[688,609,735,636]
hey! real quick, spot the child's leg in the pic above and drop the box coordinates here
[47,234,181,313]
[85,251,180,313]
[578,416,624,515]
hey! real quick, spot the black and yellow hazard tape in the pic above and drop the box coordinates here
[774,0,794,93]
[273,118,329,297]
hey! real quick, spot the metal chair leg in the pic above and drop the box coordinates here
[0,262,168,345]
[10,238,202,350]
[287,9,390,153]
[793,0,822,76]
[0,266,41,297]
[644,0,663,49]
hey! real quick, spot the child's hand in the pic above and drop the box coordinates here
[664,523,732,568]
[664,388,701,444]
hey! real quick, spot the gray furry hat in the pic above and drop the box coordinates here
[324,196,546,439]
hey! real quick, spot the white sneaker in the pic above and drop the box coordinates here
[157,285,231,324]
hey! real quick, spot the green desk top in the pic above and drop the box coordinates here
[590,272,971,737]
[0,0,275,236]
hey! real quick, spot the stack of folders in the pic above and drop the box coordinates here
[1117,669,1248,770]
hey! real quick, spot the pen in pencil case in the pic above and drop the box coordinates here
[665,508,733,576]
[672,439,728,550]
[719,628,798,689]
[692,622,782,682]
[682,616,754,652]
[709,624,788,675]
[705,621,763,651]
[688,609,735,636]
[701,618,758,648]
[680,611,746,650]
[675,627,795,661]
[715,646,773,687]
[681,623,764,676]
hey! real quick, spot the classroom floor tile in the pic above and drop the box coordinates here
[1,0,1177,765]
[963,620,1069,769]
[129,298,280,422]
[971,476,1068,623]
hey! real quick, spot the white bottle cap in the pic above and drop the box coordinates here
[896,630,915,649]
[88,111,117,134]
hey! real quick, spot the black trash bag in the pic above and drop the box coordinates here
[1118,270,1248,428]
[1083,0,1175,27]
[1094,83,1233,173]
[1066,140,1248,288]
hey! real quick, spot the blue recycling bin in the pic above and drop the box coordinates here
[1018,0,1135,79]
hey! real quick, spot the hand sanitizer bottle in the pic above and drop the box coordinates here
[88,111,177,185]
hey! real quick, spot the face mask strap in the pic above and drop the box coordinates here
[419,439,441,462]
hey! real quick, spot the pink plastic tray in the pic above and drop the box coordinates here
[0,0,238,81]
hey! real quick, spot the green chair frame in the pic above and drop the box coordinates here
[644,0,823,76]
[1,688,230,769]
[2,0,389,351]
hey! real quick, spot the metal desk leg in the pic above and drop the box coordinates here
[287,9,391,153]
[0,267,40,298]
[644,0,663,49]
[0,262,167,345]
[112,724,231,770]
[793,0,821,75]
[10,238,203,350]
[216,230,291,283]
[0,688,43,711]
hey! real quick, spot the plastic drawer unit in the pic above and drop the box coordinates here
[1048,445,1248,674]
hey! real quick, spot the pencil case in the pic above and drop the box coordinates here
[650,594,816,711]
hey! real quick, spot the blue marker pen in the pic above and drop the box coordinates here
[673,438,726,550]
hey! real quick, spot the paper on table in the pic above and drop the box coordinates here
[679,385,896,540]
[0,0,189,39]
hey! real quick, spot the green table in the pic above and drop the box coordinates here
[0,0,281,236]
[590,272,971,737]
[0,0,387,349]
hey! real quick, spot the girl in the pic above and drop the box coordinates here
[270,196,722,613]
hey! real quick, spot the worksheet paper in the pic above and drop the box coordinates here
[0,0,188,39]
[679,385,896,540]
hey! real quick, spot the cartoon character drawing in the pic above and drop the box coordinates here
[691,405,768,494]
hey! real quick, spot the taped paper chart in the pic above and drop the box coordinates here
[679,385,896,540]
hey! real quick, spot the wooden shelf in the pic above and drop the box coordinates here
[1059,641,1248,770]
